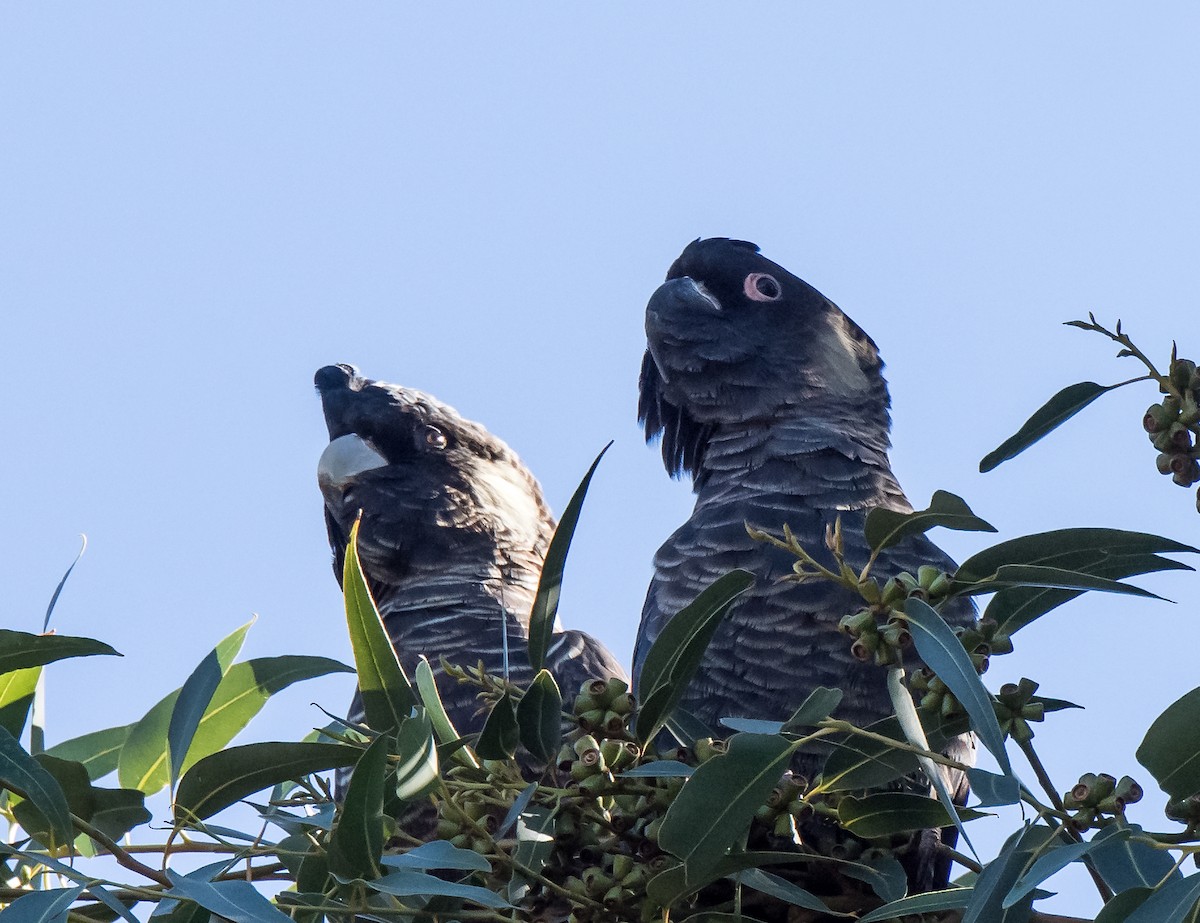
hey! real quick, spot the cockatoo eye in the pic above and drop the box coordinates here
[744,272,781,301]
[424,426,448,449]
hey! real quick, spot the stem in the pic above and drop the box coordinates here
[1017,738,1113,903]
[70,813,173,888]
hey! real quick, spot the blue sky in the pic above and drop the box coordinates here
[3,5,1199,914]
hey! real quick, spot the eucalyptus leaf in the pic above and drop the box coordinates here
[0,666,40,739]
[966,767,1022,807]
[1137,686,1200,800]
[476,692,519,760]
[527,443,610,671]
[1123,872,1200,923]
[733,868,842,915]
[165,871,295,923]
[167,618,254,788]
[368,870,512,908]
[0,630,119,674]
[45,724,132,782]
[0,726,74,848]
[660,733,795,885]
[904,598,1011,774]
[635,570,754,743]
[1004,830,1128,909]
[415,657,478,767]
[621,760,695,778]
[1090,822,1183,893]
[174,741,360,821]
[0,886,87,923]
[327,733,389,881]
[381,839,491,873]
[781,687,844,731]
[343,517,416,731]
[961,824,1054,923]
[858,888,973,922]
[980,380,1125,473]
[865,490,996,552]
[516,669,562,763]
[837,792,985,838]
[392,711,439,801]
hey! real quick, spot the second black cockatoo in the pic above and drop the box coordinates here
[634,238,975,890]
[315,364,626,737]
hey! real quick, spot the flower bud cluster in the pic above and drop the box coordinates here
[1063,772,1143,830]
[993,678,1046,743]
[1144,357,1200,501]
[752,771,810,841]
[572,677,636,739]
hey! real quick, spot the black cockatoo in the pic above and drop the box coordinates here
[634,238,975,890]
[315,364,626,737]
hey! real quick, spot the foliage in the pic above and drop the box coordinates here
[4,319,1200,923]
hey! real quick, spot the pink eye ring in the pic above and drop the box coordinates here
[744,273,781,302]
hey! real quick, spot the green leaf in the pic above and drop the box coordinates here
[475,692,518,760]
[1124,873,1200,923]
[42,535,87,633]
[838,792,986,838]
[660,733,795,885]
[368,870,512,908]
[816,712,970,792]
[165,871,295,923]
[635,570,755,743]
[511,803,555,881]
[381,840,491,872]
[781,687,844,731]
[168,618,255,788]
[0,726,74,848]
[733,868,837,914]
[1138,686,1200,800]
[858,889,973,922]
[646,851,829,909]
[328,733,389,881]
[516,670,563,763]
[967,767,1022,807]
[87,787,151,840]
[620,760,694,778]
[414,657,478,767]
[496,781,538,839]
[174,741,360,822]
[720,718,784,734]
[985,552,1192,636]
[0,666,41,738]
[344,518,416,731]
[45,724,132,782]
[0,886,87,923]
[1094,888,1153,923]
[956,529,1197,584]
[980,380,1126,473]
[392,711,439,802]
[958,563,1164,601]
[1091,822,1183,893]
[11,756,94,844]
[528,442,610,672]
[865,491,996,553]
[0,630,120,674]
[904,598,1011,774]
[120,655,352,794]
[962,824,1056,923]
[1004,830,1128,909]
[682,914,770,922]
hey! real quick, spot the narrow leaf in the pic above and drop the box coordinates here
[1094,888,1153,923]
[620,760,694,778]
[817,712,970,792]
[0,886,87,923]
[660,733,795,885]
[476,692,518,760]
[381,839,491,873]
[392,711,439,802]
[865,491,996,553]
[962,824,1055,923]
[516,669,563,763]
[174,741,361,822]
[368,870,512,908]
[1004,830,1129,909]
[1091,822,1183,893]
[647,851,830,909]
[967,767,1022,807]
[905,598,1011,774]
[120,655,352,794]
[168,618,255,788]
[528,443,610,671]
[415,657,477,767]
[496,782,538,839]
[858,889,973,922]
[43,535,87,632]
[0,630,120,674]
[781,687,844,731]
[327,733,389,880]
[0,666,41,738]
[958,563,1163,600]
[1124,873,1200,923]
[980,381,1123,472]
[0,726,74,848]
[733,868,841,914]
[344,517,416,731]
[838,792,986,838]
[87,786,152,840]
[165,872,294,923]
[635,570,755,743]
[956,529,1197,585]
[719,718,784,735]
[44,725,131,783]
[1138,686,1200,799]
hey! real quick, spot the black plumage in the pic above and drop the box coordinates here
[316,364,626,737]
[634,238,975,891]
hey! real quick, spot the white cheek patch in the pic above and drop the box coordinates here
[318,434,388,492]
[811,310,872,396]
[474,464,545,546]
